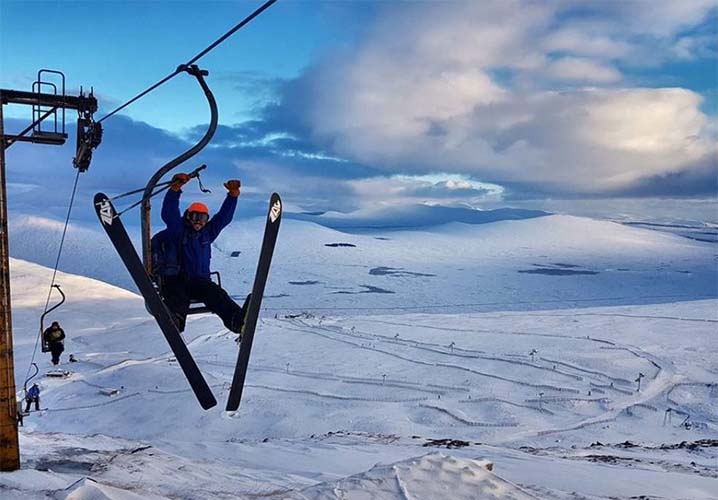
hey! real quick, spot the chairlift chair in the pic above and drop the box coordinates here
[139,65,222,316]
[40,284,65,353]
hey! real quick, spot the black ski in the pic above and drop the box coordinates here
[226,193,282,411]
[94,193,217,410]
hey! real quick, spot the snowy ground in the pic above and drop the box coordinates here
[2,214,717,499]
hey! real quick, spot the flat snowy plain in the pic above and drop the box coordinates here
[2,213,717,499]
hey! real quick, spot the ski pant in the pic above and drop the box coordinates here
[49,343,64,365]
[162,276,244,333]
[25,397,39,412]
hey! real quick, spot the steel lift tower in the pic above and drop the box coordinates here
[0,70,100,470]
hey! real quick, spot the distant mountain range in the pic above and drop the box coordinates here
[287,204,549,231]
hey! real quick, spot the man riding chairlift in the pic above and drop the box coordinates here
[156,173,250,336]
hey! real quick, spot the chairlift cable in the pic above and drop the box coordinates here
[97,0,278,124]
[23,169,81,384]
[184,0,278,67]
[42,168,80,313]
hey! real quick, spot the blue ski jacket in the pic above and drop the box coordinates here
[27,385,40,399]
[162,189,237,280]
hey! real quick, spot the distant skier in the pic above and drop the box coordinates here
[159,172,249,335]
[43,321,65,365]
[25,384,40,412]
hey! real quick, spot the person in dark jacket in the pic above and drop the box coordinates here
[161,172,248,334]
[43,321,65,365]
[25,384,40,412]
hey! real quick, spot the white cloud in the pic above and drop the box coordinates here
[352,87,713,192]
[612,0,716,37]
[542,29,630,59]
[480,88,714,191]
[545,57,621,83]
[670,34,717,61]
[348,174,505,208]
[291,0,716,195]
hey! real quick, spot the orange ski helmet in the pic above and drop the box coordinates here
[187,202,209,215]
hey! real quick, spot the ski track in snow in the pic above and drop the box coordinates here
[268,313,698,445]
[283,319,582,392]
[283,318,630,396]
[305,313,702,442]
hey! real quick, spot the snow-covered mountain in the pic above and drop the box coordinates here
[9,212,717,315]
[2,213,716,499]
[287,204,549,230]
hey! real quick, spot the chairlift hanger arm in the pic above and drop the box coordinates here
[40,285,65,327]
[140,65,218,270]
[141,66,217,198]
[40,285,65,353]
[23,363,39,393]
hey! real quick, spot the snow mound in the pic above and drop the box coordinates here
[65,478,166,500]
[286,453,538,500]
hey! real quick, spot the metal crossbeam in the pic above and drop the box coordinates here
[0,89,97,112]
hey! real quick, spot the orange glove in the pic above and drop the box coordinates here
[170,173,190,192]
[224,179,241,197]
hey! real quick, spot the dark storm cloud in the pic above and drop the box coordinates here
[616,161,718,197]
[4,109,383,225]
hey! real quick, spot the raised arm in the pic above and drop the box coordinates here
[206,194,237,241]
[206,179,240,241]
[162,173,190,238]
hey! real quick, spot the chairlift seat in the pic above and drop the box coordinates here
[153,271,222,316]
[187,271,222,314]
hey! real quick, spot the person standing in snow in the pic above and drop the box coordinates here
[43,321,66,365]
[159,172,250,335]
[25,384,40,412]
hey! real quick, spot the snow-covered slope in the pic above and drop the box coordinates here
[2,212,716,499]
[3,257,717,498]
[9,213,717,316]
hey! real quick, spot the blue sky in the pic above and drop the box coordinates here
[1,0,716,225]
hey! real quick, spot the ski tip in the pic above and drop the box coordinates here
[269,193,282,224]
[94,193,117,226]
[94,192,109,204]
